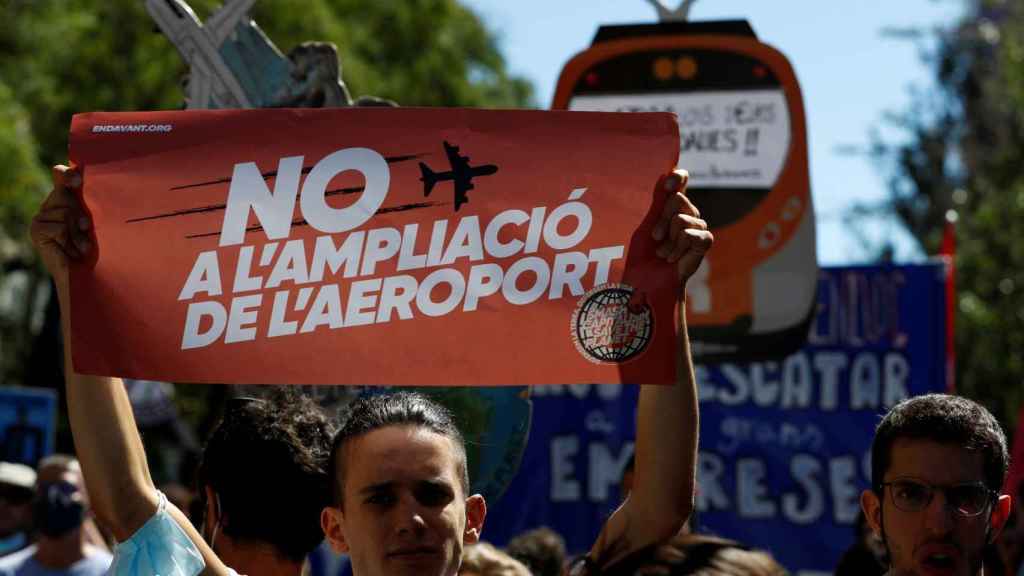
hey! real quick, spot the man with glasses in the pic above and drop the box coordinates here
[860,394,1013,576]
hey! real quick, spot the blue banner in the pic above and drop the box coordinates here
[484,263,949,574]
[0,386,58,467]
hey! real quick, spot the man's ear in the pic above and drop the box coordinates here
[321,507,350,554]
[463,494,487,545]
[861,489,883,537]
[203,485,221,532]
[988,494,1012,543]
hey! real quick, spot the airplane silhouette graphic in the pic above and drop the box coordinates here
[419,141,499,211]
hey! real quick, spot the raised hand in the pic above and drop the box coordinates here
[30,166,91,294]
[651,169,713,283]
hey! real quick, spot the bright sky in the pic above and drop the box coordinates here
[463,0,965,265]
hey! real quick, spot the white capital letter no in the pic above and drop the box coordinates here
[219,156,305,247]
[300,148,389,234]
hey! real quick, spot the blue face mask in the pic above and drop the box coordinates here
[32,481,85,538]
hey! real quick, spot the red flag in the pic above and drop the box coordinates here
[940,215,956,392]
[1005,406,1024,496]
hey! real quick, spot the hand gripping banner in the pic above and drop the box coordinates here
[68,107,681,386]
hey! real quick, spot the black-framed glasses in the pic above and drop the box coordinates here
[882,478,997,517]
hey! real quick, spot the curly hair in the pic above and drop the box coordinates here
[328,391,468,507]
[197,387,335,563]
[870,393,1008,493]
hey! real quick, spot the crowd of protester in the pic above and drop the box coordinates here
[0,163,1018,576]
[0,454,798,576]
[1,398,1020,576]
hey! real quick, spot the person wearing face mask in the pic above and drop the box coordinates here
[0,456,111,576]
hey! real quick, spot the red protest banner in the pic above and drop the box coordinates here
[68,107,679,386]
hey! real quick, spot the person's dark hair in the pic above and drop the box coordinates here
[197,388,335,563]
[506,526,566,576]
[328,391,468,507]
[870,394,1008,493]
[577,533,786,576]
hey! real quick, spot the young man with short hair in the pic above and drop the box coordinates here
[860,394,1014,576]
[320,392,483,576]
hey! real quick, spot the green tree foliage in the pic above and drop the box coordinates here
[872,0,1024,430]
[0,0,533,167]
[0,0,534,389]
[0,80,49,383]
[253,0,533,107]
[0,81,47,250]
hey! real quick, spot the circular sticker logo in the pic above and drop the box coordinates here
[571,283,654,364]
